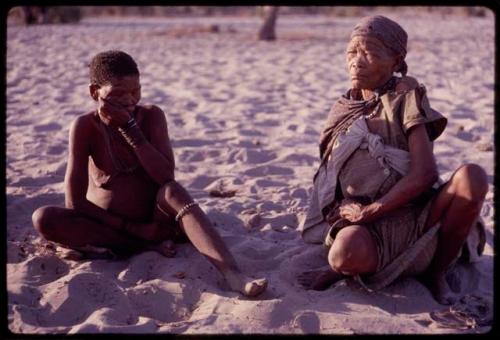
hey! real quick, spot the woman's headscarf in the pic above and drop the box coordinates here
[350,15,408,76]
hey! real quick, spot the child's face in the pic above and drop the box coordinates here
[93,75,141,114]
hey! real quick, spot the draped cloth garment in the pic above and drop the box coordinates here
[299,82,486,291]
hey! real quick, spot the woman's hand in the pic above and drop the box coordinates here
[97,97,131,127]
[338,199,381,224]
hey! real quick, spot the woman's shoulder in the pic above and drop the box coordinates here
[382,76,427,107]
[394,76,420,93]
[383,77,447,141]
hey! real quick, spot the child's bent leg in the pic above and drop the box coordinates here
[32,205,150,257]
[156,181,267,297]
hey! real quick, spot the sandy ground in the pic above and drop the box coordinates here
[6,13,494,334]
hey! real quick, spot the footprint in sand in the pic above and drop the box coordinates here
[8,283,43,307]
[33,122,62,133]
[292,311,321,333]
[126,280,198,323]
[40,272,129,327]
[15,255,69,286]
[244,165,294,177]
[47,145,66,156]
[117,251,167,286]
[282,153,318,166]
[233,149,277,164]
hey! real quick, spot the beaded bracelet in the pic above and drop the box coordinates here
[175,202,198,222]
[121,117,136,130]
[118,123,147,148]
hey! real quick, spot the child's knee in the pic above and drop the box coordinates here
[32,206,58,236]
[156,180,180,203]
[156,180,192,214]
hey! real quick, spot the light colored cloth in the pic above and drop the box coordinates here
[300,115,411,243]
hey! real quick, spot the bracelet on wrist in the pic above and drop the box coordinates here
[118,123,147,149]
[120,117,136,131]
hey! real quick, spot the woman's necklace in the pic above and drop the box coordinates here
[364,104,380,119]
[362,76,396,120]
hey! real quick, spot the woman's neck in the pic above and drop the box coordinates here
[360,75,395,100]
[361,89,374,101]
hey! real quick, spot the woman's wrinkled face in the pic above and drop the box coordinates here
[346,35,399,90]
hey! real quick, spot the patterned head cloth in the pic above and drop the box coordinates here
[350,15,408,76]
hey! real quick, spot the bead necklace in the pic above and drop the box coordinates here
[362,76,396,120]
[364,105,379,119]
[99,111,139,174]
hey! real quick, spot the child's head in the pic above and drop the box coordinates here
[89,50,139,86]
[89,50,141,112]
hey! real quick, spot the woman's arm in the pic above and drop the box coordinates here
[339,123,438,223]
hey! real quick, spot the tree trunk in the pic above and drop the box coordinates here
[258,6,279,41]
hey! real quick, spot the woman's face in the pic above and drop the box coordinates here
[346,35,399,90]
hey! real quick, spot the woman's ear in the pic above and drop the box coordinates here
[89,83,99,101]
[393,55,403,73]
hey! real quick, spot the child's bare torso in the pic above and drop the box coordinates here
[83,107,159,221]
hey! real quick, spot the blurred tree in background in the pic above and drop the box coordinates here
[7,6,489,26]
[257,6,279,41]
[9,6,82,24]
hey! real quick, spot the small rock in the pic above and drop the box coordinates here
[174,271,186,279]
[205,178,240,198]
[475,141,493,152]
[242,213,261,230]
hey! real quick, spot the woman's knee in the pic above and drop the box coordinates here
[327,227,377,274]
[452,163,488,203]
[328,240,355,274]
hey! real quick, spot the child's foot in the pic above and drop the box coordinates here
[297,267,345,290]
[224,271,268,297]
[148,240,176,258]
[57,247,84,261]
[57,245,116,260]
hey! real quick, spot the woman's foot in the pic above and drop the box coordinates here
[423,272,459,305]
[297,267,345,290]
[223,271,268,297]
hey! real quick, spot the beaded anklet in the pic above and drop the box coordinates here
[175,202,198,222]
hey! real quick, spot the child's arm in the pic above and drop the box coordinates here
[99,98,176,185]
[131,105,176,184]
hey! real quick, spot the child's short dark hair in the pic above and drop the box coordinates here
[89,50,139,86]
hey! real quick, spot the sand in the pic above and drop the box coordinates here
[6,13,494,334]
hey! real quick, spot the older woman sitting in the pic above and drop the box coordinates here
[298,15,487,305]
